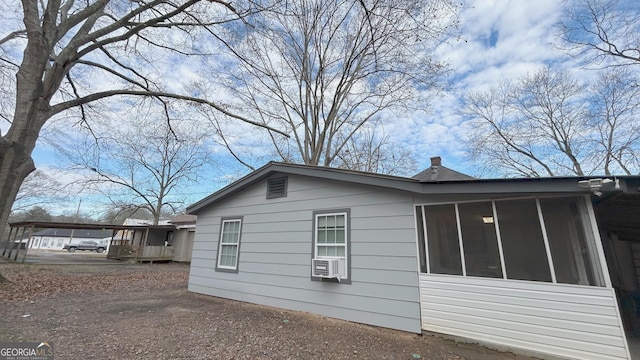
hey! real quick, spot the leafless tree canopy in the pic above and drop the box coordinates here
[11,170,66,212]
[587,67,640,174]
[463,66,640,177]
[467,0,640,177]
[0,0,284,232]
[332,120,418,176]
[52,116,211,225]
[210,0,459,170]
[560,0,640,67]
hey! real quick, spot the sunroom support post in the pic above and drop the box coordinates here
[536,199,557,283]
[584,195,613,288]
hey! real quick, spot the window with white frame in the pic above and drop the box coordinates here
[415,196,605,286]
[313,210,350,282]
[216,218,243,272]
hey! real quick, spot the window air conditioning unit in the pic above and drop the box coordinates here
[312,258,340,278]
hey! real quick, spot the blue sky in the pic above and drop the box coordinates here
[10,0,637,217]
[413,0,568,173]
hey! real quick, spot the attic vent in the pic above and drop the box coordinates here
[267,177,287,199]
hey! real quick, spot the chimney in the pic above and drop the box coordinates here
[430,156,441,174]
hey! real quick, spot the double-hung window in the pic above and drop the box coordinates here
[316,213,346,257]
[313,210,350,282]
[216,218,243,272]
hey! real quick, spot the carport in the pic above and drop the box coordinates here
[594,178,640,357]
[1,221,174,263]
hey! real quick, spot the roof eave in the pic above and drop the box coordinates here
[186,162,421,214]
[187,163,640,214]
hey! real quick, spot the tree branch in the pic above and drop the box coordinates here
[48,90,290,137]
[0,30,27,46]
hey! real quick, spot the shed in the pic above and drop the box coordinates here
[186,161,640,360]
[169,214,196,262]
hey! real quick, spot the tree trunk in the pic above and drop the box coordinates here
[1,20,53,235]
[0,136,37,236]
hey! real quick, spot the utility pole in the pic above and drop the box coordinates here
[68,200,82,246]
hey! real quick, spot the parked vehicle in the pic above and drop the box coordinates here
[63,241,106,253]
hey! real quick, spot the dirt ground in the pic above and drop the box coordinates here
[0,262,537,360]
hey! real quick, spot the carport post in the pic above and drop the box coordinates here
[1,226,14,258]
[12,227,27,261]
[20,225,34,264]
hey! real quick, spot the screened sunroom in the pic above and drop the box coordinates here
[416,196,605,286]
[415,195,630,360]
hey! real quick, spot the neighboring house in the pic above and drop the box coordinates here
[3,218,195,263]
[29,228,113,250]
[186,158,640,360]
[106,218,175,262]
[105,216,197,262]
[169,214,197,263]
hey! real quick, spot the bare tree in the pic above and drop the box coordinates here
[0,1,286,237]
[560,0,640,67]
[99,206,154,225]
[54,116,211,225]
[209,0,458,169]
[464,67,589,177]
[464,66,639,177]
[332,120,418,176]
[11,170,66,212]
[587,67,640,174]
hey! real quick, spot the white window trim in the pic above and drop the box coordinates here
[216,218,243,272]
[312,210,350,283]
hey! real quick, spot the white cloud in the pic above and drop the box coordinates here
[412,0,574,174]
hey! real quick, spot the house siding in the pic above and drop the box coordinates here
[419,274,629,360]
[188,174,422,333]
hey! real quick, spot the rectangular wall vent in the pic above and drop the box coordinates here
[267,177,287,199]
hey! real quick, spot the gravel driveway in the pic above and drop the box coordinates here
[0,262,536,359]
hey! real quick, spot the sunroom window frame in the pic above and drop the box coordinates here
[416,195,606,287]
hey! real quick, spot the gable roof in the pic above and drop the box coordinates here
[187,162,419,214]
[187,161,639,215]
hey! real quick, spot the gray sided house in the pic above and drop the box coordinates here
[187,160,640,360]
